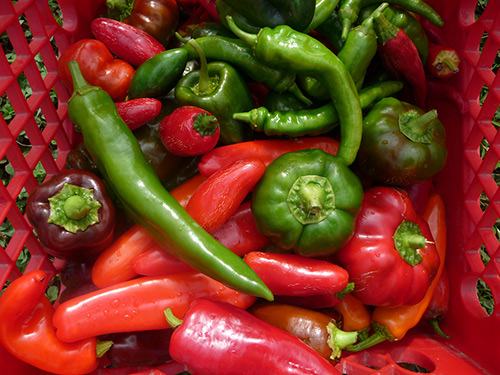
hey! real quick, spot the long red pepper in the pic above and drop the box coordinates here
[373,12,427,109]
[53,271,256,343]
[166,298,342,374]
[423,268,451,338]
[132,246,194,276]
[116,98,162,131]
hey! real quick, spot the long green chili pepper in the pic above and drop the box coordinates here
[359,0,443,26]
[305,0,342,32]
[233,80,403,137]
[339,0,363,41]
[66,61,274,301]
[226,16,363,166]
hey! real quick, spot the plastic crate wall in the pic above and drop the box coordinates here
[0,0,499,374]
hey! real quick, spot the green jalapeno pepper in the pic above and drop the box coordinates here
[226,16,363,166]
[67,61,273,301]
[251,148,364,257]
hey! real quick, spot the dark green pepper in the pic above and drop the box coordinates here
[175,39,254,144]
[67,61,273,301]
[227,16,363,166]
[357,97,447,186]
[251,149,364,257]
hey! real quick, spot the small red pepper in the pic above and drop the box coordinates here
[116,98,162,131]
[0,270,101,374]
[91,17,165,67]
[187,158,266,233]
[334,186,440,308]
[53,271,256,342]
[165,298,342,374]
[331,294,372,339]
[426,42,461,78]
[244,251,350,297]
[58,39,135,102]
[423,267,451,338]
[198,136,339,177]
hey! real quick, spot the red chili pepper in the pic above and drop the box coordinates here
[116,98,162,131]
[198,0,219,21]
[335,186,440,308]
[212,200,270,257]
[0,270,100,374]
[373,12,427,109]
[198,136,339,177]
[426,42,461,78]
[187,158,266,233]
[165,298,342,375]
[423,267,451,338]
[170,173,207,208]
[244,251,350,297]
[53,271,257,343]
[132,246,194,276]
[91,18,165,67]
[159,106,220,157]
[58,39,135,102]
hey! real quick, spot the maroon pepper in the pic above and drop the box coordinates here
[165,298,342,375]
[116,98,162,131]
[374,12,427,109]
[26,169,116,260]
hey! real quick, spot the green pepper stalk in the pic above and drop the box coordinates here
[67,61,273,301]
[226,16,363,166]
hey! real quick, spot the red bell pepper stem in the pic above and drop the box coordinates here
[116,98,162,131]
[244,251,350,297]
[426,42,461,78]
[187,158,266,233]
[165,298,342,374]
[53,271,257,343]
[91,17,165,67]
[0,270,102,374]
[198,136,339,177]
[374,12,427,109]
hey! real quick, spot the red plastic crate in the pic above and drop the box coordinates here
[0,0,499,374]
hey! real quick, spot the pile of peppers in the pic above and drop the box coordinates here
[2,0,459,374]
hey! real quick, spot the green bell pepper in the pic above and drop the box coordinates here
[357,97,447,186]
[251,148,364,257]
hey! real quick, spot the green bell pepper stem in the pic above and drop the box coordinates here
[67,61,273,301]
[226,16,363,166]
[399,109,439,143]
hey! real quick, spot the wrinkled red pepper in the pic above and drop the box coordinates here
[166,298,342,374]
[334,186,440,308]
[58,39,135,102]
[0,270,101,374]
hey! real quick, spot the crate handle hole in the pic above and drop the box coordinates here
[389,347,435,373]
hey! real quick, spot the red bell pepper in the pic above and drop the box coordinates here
[244,251,350,297]
[187,158,266,233]
[0,270,102,374]
[335,186,440,308]
[426,42,461,78]
[58,39,135,102]
[116,98,162,131]
[91,17,165,67]
[53,271,256,342]
[166,298,342,374]
[198,136,339,177]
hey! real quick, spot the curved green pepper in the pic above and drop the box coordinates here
[251,149,364,257]
[357,97,447,186]
[227,16,363,166]
[67,61,273,301]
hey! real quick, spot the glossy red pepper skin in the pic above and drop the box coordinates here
[423,268,450,338]
[244,251,350,297]
[53,271,256,342]
[91,17,165,67]
[132,246,194,276]
[187,158,266,233]
[198,136,339,177]
[168,298,341,375]
[0,270,98,374]
[58,39,135,102]
[116,98,162,131]
[334,186,440,308]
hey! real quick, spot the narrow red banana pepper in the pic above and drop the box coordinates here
[335,186,440,308]
[53,271,257,342]
[58,39,135,102]
[0,271,102,374]
[198,136,339,177]
[212,200,270,257]
[116,98,162,131]
[187,158,266,233]
[426,42,461,78]
[91,18,165,67]
[244,251,350,297]
[132,246,194,276]
[166,298,341,374]
[374,12,426,108]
